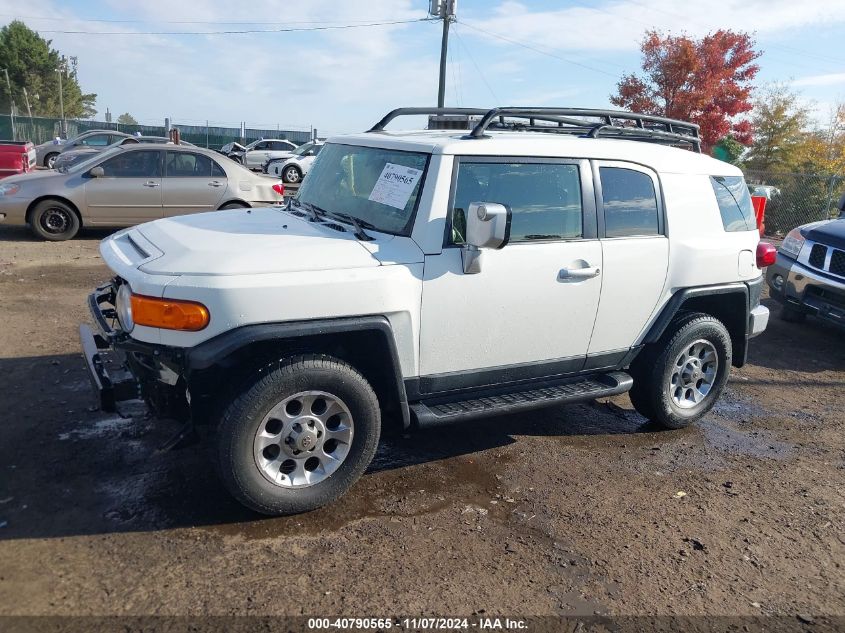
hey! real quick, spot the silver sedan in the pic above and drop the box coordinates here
[0,144,285,240]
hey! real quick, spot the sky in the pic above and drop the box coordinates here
[2,0,845,137]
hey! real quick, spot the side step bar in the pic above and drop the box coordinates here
[410,371,633,428]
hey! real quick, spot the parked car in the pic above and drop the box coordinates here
[53,136,196,171]
[78,106,770,516]
[766,200,845,327]
[266,140,325,183]
[0,141,36,178]
[264,141,324,181]
[0,144,284,240]
[35,130,135,169]
[222,138,299,169]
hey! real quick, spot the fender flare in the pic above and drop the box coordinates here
[185,316,410,429]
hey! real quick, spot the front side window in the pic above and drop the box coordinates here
[600,167,659,238]
[450,162,583,244]
[99,150,162,178]
[166,152,219,177]
[295,143,429,236]
[711,176,756,232]
[79,134,111,147]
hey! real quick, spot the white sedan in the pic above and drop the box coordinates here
[265,141,324,183]
[224,139,299,169]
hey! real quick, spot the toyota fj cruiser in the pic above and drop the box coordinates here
[80,107,771,515]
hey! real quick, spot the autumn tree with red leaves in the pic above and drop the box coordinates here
[610,30,761,150]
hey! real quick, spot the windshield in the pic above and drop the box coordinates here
[295,143,429,236]
[66,146,123,173]
[292,142,315,156]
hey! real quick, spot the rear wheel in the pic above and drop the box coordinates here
[44,152,59,168]
[628,313,731,429]
[29,200,81,241]
[216,355,381,515]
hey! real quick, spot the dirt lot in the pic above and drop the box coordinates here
[0,224,843,623]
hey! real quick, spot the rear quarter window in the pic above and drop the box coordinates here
[710,176,756,232]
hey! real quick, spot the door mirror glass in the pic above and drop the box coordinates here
[89,166,105,178]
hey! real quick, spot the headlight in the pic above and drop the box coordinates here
[0,183,20,196]
[115,283,134,332]
[780,228,805,258]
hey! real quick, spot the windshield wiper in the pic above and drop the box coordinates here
[325,211,375,241]
[289,198,323,222]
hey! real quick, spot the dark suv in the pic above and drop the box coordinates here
[766,195,845,327]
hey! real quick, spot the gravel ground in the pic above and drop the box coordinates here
[0,224,843,623]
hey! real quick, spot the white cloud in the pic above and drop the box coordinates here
[793,73,845,87]
[464,0,845,53]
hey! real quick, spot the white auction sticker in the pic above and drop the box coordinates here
[368,163,423,210]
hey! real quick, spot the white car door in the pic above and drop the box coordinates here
[587,161,669,356]
[245,141,271,168]
[418,158,603,392]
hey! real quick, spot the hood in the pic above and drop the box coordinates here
[1,169,65,185]
[222,141,245,154]
[134,207,384,276]
[803,219,845,251]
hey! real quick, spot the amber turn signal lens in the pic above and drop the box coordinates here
[130,294,209,331]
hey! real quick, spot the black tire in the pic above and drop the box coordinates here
[216,354,381,516]
[44,152,59,168]
[219,201,250,210]
[628,312,731,430]
[282,165,302,184]
[29,199,81,241]
[780,304,807,323]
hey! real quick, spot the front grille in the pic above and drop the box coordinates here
[831,250,845,277]
[809,243,827,269]
[806,285,845,309]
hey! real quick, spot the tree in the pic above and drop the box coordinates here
[745,83,810,171]
[610,30,760,149]
[0,20,96,118]
[117,112,138,125]
[712,135,746,165]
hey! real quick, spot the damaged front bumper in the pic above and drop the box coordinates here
[79,281,190,419]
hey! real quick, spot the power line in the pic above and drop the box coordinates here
[457,19,618,78]
[37,17,434,36]
[451,24,499,103]
[0,13,425,26]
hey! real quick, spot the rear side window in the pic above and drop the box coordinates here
[710,176,756,232]
[599,167,659,237]
[166,152,221,177]
[450,162,583,244]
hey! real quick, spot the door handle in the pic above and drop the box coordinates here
[143,181,160,188]
[208,181,224,187]
[559,266,600,280]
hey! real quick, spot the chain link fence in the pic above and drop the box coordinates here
[744,170,844,237]
[0,114,313,149]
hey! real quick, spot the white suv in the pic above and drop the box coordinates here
[80,107,771,515]
[265,140,325,183]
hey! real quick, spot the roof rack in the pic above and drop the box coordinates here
[367,106,701,153]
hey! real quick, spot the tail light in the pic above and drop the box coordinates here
[756,241,777,268]
[272,183,285,196]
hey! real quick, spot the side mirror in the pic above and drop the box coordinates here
[462,202,511,274]
[89,166,105,178]
[306,150,315,156]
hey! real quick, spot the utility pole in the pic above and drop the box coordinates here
[22,87,33,120]
[2,68,15,139]
[57,57,67,137]
[430,0,457,107]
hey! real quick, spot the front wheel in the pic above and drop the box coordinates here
[30,199,81,241]
[216,355,381,515]
[283,165,302,184]
[628,313,731,429]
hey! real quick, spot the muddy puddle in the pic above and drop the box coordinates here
[197,437,514,541]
